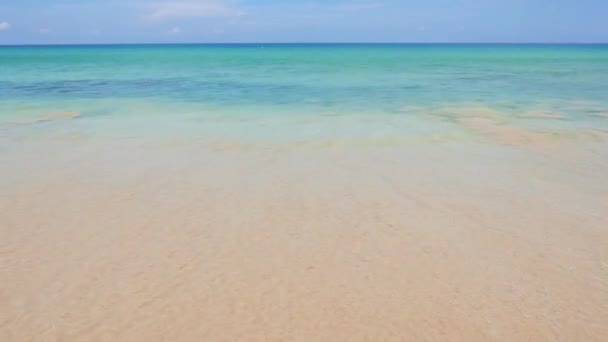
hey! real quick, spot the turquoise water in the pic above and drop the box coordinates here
[2,44,608,145]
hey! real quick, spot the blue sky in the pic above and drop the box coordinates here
[0,0,607,44]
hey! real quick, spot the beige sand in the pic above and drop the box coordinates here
[1,138,608,341]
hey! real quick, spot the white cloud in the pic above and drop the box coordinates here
[147,1,245,21]
[168,26,181,34]
[0,22,10,31]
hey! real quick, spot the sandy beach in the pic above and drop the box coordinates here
[2,40,608,341]
[2,135,607,341]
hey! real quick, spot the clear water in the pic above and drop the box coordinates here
[1,44,608,145]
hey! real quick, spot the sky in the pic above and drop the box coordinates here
[0,0,607,44]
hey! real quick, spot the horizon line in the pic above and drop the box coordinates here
[2,42,608,47]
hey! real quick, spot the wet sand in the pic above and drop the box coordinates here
[1,135,607,341]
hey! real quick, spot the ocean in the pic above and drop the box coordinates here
[2,44,607,145]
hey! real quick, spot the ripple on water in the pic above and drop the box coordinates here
[13,112,81,125]
[432,105,606,146]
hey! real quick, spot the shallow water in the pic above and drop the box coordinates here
[1,44,608,145]
[1,44,608,341]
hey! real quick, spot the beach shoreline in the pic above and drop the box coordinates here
[2,43,608,340]
[2,136,607,341]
